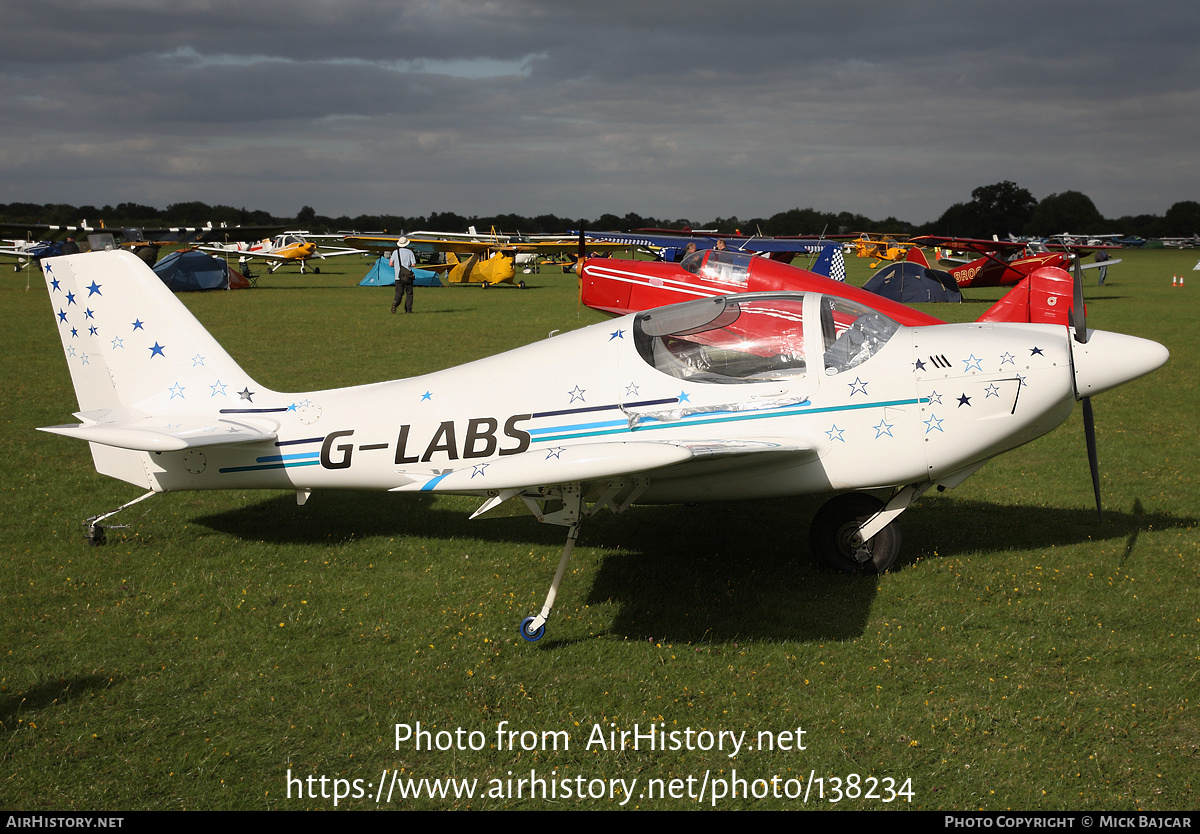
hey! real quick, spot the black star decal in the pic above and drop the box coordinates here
[914,358,926,371]
[957,393,972,407]
[1030,346,1043,356]
[238,388,254,402]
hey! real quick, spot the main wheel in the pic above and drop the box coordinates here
[519,616,545,642]
[809,493,902,574]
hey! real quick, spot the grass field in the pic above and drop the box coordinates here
[2,247,1197,810]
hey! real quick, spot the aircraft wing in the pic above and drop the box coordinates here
[343,235,502,255]
[388,437,820,493]
[909,235,1028,254]
[313,246,367,259]
[39,412,278,452]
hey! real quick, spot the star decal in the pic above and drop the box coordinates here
[70,327,78,338]
[420,391,432,401]
[609,329,625,340]
[873,419,894,439]
[50,277,61,292]
[86,281,102,297]
[149,342,166,358]
[924,414,944,434]
[848,377,868,396]
[470,463,490,478]
[210,380,227,397]
[1030,346,1043,356]
[957,393,972,407]
[57,309,68,323]
[625,383,640,397]
[88,325,98,336]
[67,346,76,358]
[110,336,124,349]
[985,383,999,398]
[287,403,297,412]
[169,383,185,399]
[913,358,926,371]
[84,307,95,320]
[191,354,205,367]
[65,291,76,306]
[927,391,943,405]
[238,388,254,402]
[79,353,90,365]
[1016,374,1027,388]
[545,447,565,460]
[132,319,144,331]
[826,424,845,442]
[963,354,983,372]
[568,385,586,403]
[999,352,1015,366]
[678,391,691,403]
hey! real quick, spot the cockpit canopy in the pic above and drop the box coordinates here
[633,293,900,384]
[679,249,756,288]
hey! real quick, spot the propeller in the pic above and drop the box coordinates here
[1070,256,1103,521]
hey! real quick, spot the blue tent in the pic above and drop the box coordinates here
[358,256,442,287]
[152,249,249,292]
[862,262,962,303]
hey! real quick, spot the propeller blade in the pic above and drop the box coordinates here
[1070,255,1088,343]
[577,220,586,267]
[1082,396,1101,521]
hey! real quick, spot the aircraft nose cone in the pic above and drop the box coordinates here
[1072,330,1169,399]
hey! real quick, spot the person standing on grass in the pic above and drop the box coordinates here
[389,237,416,314]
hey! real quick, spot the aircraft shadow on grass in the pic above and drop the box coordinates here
[192,492,1192,644]
[0,673,115,732]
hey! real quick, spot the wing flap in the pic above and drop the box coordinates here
[39,414,278,452]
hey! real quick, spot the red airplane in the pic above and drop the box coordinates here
[578,245,1075,329]
[908,236,1118,290]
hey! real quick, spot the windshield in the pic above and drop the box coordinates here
[679,249,754,287]
[819,297,900,375]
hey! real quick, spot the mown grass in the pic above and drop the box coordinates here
[1,248,1196,810]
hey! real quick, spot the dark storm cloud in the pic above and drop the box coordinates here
[1,0,1195,223]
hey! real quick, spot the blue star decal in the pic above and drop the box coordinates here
[873,419,894,439]
[985,383,999,398]
[609,329,625,340]
[568,385,586,403]
[66,346,76,358]
[149,342,166,358]
[84,307,95,320]
[79,353,90,365]
[50,277,61,292]
[999,352,1015,366]
[963,354,983,372]
[86,281,102,297]
[927,391,943,405]
[57,308,67,323]
[191,354,205,367]
[924,414,944,434]
[678,391,691,403]
[88,325,98,336]
[957,393,972,407]
[210,380,227,397]
[826,424,845,442]
[848,377,868,396]
[545,447,565,460]
[421,391,432,401]
[169,383,185,399]
[1030,346,1043,356]
[1016,374,1027,388]
[65,291,76,306]
[625,383,640,397]
[110,336,124,349]
[132,319,144,331]
[913,358,926,371]
[471,463,490,478]
[70,327,78,338]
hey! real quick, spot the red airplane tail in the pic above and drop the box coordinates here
[975,266,1073,326]
[905,246,930,268]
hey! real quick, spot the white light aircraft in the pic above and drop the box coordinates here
[199,232,364,274]
[39,252,1167,641]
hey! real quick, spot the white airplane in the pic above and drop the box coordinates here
[38,251,1168,641]
[199,232,364,274]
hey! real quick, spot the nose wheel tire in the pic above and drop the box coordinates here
[810,493,902,574]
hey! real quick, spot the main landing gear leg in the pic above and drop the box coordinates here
[83,490,157,546]
[518,483,583,642]
[520,522,580,642]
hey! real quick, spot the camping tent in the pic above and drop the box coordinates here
[153,249,250,292]
[862,262,962,303]
[358,255,443,287]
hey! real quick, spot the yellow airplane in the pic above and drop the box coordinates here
[200,232,364,274]
[851,233,921,267]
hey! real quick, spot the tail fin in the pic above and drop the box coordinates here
[905,246,930,268]
[43,251,265,414]
[810,245,847,281]
[976,265,1073,326]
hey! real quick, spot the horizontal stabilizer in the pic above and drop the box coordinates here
[39,414,278,452]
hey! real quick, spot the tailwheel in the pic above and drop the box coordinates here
[810,493,902,574]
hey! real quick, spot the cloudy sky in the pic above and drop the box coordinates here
[1,0,1195,226]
